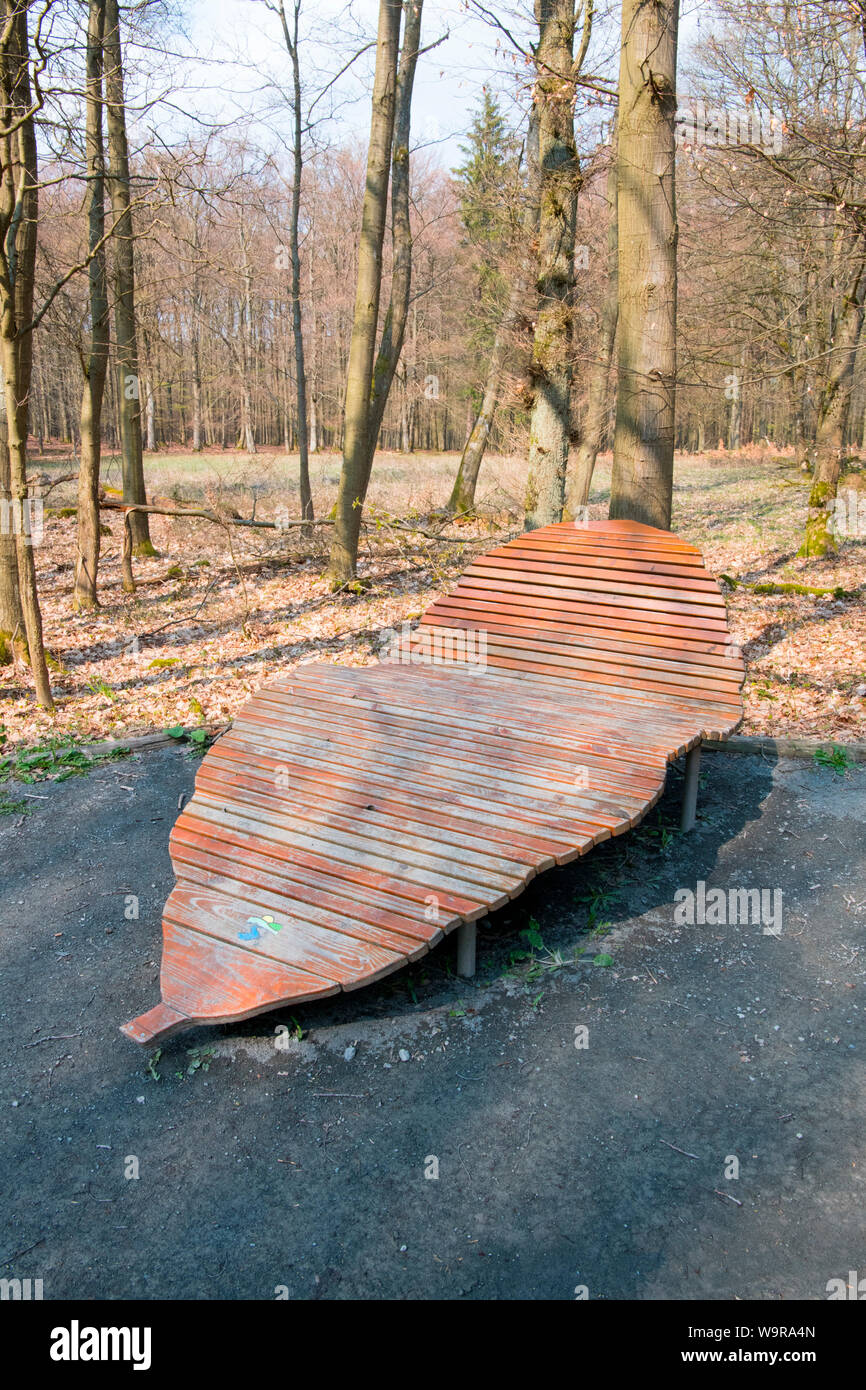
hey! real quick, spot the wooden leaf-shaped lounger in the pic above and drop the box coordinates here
[121,520,744,1044]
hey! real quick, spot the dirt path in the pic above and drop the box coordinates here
[1,745,864,1299]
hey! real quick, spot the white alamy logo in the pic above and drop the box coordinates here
[674,880,783,936]
[827,1271,866,1299]
[831,490,866,539]
[379,622,487,668]
[0,496,43,545]
[50,1322,152,1371]
[0,1277,43,1299]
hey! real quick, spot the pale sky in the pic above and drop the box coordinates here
[139,0,705,167]
[180,0,528,163]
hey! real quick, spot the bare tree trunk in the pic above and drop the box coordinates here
[524,0,585,529]
[241,383,256,452]
[0,0,52,707]
[309,385,318,452]
[566,131,618,515]
[801,255,866,556]
[276,0,313,525]
[104,0,153,557]
[727,350,743,452]
[609,0,679,529]
[399,360,411,451]
[449,321,510,514]
[191,284,203,451]
[144,373,156,450]
[0,355,22,662]
[307,225,320,455]
[238,237,257,454]
[364,3,423,455]
[74,0,110,612]
[327,0,406,585]
[191,360,202,449]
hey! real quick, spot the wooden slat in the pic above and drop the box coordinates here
[282,676,725,758]
[479,544,718,581]
[420,609,743,676]
[213,723,627,836]
[243,688,669,797]
[305,659,742,737]
[206,735,619,851]
[220,718,653,831]
[284,662,717,747]
[415,626,743,695]
[176,798,485,920]
[170,818,454,937]
[194,757,570,867]
[153,920,338,1029]
[427,592,732,644]
[164,883,407,987]
[170,827,443,949]
[465,558,728,608]
[186,787,522,902]
[456,573,728,620]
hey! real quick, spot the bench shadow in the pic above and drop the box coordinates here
[217,744,776,1042]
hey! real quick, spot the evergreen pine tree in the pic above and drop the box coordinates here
[453,91,518,355]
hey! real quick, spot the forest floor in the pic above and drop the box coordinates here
[1,442,865,757]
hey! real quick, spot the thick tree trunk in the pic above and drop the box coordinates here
[566,133,618,515]
[327,0,406,585]
[525,0,582,529]
[609,0,679,529]
[0,1,52,706]
[74,0,110,612]
[104,0,153,557]
[801,257,866,556]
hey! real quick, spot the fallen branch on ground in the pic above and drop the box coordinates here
[720,573,856,599]
[87,495,495,544]
[98,496,321,529]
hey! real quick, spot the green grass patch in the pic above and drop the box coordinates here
[0,734,130,785]
[813,744,853,774]
[164,724,211,755]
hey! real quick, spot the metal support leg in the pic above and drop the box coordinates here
[456,921,477,977]
[681,743,701,832]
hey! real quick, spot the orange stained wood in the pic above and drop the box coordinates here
[121,519,744,1045]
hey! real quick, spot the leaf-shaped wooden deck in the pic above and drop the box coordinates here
[121,520,744,1044]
